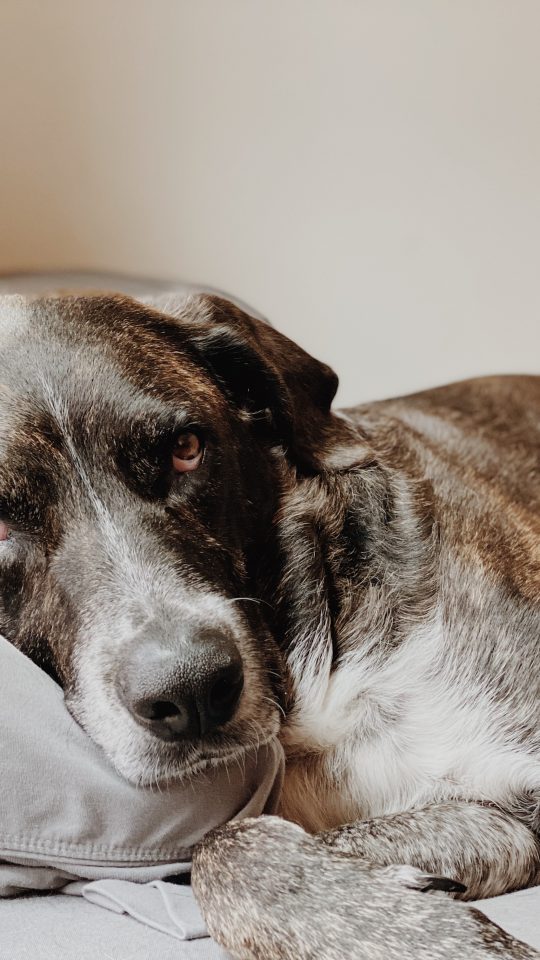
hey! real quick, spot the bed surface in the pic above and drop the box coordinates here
[3,884,540,959]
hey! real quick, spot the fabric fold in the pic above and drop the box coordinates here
[79,879,208,941]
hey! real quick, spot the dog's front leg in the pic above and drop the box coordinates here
[191,816,538,960]
[319,802,540,899]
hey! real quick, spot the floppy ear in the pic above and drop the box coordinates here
[177,295,342,473]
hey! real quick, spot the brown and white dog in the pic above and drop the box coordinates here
[1,291,539,959]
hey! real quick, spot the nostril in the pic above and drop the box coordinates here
[146,700,181,721]
[206,662,244,727]
[132,696,196,738]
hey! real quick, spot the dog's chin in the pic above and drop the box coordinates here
[107,735,278,788]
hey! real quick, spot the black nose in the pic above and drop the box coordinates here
[118,631,244,741]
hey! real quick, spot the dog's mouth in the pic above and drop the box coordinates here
[66,681,282,787]
[155,732,281,784]
[107,722,282,787]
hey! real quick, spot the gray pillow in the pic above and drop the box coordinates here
[0,635,284,897]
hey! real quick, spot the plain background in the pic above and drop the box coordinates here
[0,0,538,406]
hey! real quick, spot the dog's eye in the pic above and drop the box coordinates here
[0,521,11,542]
[172,432,204,473]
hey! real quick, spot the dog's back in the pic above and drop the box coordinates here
[359,373,539,502]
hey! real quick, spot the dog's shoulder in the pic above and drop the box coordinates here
[343,374,540,544]
[352,376,540,605]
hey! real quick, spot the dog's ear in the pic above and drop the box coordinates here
[178,295,341,473]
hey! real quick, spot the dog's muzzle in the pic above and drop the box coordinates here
[116,626,245,741]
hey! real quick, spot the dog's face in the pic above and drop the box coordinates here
[0,292,339,784]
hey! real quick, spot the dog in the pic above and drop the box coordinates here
[0,290,539,959]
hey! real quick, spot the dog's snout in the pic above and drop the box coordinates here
[118,630,244,741]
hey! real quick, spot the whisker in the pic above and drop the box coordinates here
[226,596,275,610]
[262,694,286,720]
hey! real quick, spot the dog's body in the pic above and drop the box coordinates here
[0,291,539,959]
[278,378,540,863]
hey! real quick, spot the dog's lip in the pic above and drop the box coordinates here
[135,734,279,786]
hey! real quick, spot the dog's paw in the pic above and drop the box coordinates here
[191,816,530,960]
[382,863,468,895]
[195,814,307,863]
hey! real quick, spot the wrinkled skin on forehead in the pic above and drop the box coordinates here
[0,292,346,782]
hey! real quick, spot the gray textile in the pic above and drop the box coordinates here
[474,887,540,951]
[0,635,283,898]
[1,882,540,960]
[0,893,231,960]
[75,879,208,940]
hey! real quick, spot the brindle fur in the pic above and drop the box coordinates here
[0,292,539,958]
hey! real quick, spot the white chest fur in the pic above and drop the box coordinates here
[279,618,540,833]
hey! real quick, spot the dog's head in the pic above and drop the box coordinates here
[0,292,340,783]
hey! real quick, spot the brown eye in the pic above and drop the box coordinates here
[0,521,10,542]
[172,432,204,473]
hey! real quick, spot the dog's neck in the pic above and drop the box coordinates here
[259,449,438,739]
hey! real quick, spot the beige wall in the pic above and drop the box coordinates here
[1,0,539,405]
